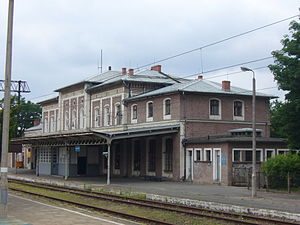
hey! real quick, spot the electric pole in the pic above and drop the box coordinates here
[0,0,15,218]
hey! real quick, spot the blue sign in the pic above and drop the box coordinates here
[75,146,80,152]
[221,154,227,165]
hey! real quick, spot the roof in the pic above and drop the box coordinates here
[124,79,276,102]
[37,96,58,105]
[25,124,42,132]
[183,135,286,145]
[229,128,263,133]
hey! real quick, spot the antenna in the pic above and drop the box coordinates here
[97,50,103,74]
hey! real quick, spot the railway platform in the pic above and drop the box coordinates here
[7,168,300,222]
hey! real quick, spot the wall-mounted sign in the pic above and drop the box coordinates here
[75,146,80,152]
[221,154,227,165]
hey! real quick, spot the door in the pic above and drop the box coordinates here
[213,149,221,182]
[186,149,193,181]
[77,157,87,175]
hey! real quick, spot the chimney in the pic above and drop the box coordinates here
[128,69,134,76]
[197,75,203,79]
[121,68,127,75]
[150,65,161,72]
[33,119,40,126]
[108,66,112,71]
[222,80,231,91]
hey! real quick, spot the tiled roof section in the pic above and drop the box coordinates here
[124,79,276,102]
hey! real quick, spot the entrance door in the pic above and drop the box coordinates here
[213,149,221,182]
[186,149,193,181]
[77,157,87,175]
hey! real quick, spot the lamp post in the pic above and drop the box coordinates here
[0,0,15,218]
[241,66,256,198]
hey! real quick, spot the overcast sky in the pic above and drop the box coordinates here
[0,0,299,102]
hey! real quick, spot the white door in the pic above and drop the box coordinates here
[186,149,193,181]
[213,149,221,182]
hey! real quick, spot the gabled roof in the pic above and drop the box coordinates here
[25,124,42,132]
[124,79,277,102]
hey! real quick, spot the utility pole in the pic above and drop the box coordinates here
[0,0,15,219]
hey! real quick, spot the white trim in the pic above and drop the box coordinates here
[131,104,138,124]
[186,148,194,181]
[204,148,212,161]
[146,101,154,122]
[163,98,171,120]
[213,148,221,182]
[194,148,202,161]
[209,98,221,120]
[265,149,275,160]
[232,148,263,162]
[233,99,245,121]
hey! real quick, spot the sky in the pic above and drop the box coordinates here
[0,0,299,102]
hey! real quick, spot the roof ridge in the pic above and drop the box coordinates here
[180,79,201,91]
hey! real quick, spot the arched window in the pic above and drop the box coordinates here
[104,105,110,126]
[131,104,137,123]
[163,98,171,120]
[64,111,69,130]
[94,107,100,128]
[71,109,77,129]
[209,99,221,120]
[146,101,153,122]
[115,103,122,125]
[79,108,85,129]
[234,100,243,116]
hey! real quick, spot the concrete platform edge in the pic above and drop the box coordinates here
[8,175,300,222]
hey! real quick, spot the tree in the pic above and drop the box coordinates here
[0,95,42,140]
[269,19,300,149]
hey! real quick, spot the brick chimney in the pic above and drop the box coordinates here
[33,119,40,126]
[128,69,134,76]
[150,65,161,72]
[197,75,203,79]
[222,80,231,91]
[122,68,127,75]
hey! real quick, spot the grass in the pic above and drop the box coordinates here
[9,182,237,225]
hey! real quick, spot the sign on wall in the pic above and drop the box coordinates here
[75,146,80,152]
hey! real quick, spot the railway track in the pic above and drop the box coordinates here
[9,179,299,225]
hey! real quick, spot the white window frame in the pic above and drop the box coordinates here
[79,108,85,129]
[44,117,49,133]
[233,100,244,121]
[232,148,263,162]
[277,149,289,155]
[265,149,275,161]
[115,102,122,126]
[163,98,171,120]
[146,101,154,122]
[209,98,221,120]
[104,105,110,126]
[194,148,202,161]
[50,114,55,132]
[131,104,138,124]
[64,111,69,131]
[71,109,77,130]
[232,149,242,162]
[94,107,100,128]
[204,148,212,161]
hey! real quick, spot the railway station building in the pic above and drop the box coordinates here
[13,65,289,185]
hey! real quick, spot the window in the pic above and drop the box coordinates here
[64,111,69,130]
[147,102,153,121]
[115,103,122,125]
[44,117,49,133]
[71,109,77,129]
[234,101,243,116]
[164,138,173,172]
[204,148,212,161]
[50,115,55,132]
[265,149,275,160]
[194,149,202,161]
[245,150,262,162]
[94,107,100,128]
[148,140,156,172]
[79,108,85,129]
[209,99,221,119]
[233,150,241,162]
[104,106,110,126]
[131,104,137,122]
[163,98,171,120]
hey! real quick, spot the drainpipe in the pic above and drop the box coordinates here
[182,91,187,181]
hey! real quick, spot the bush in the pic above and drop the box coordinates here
[262,153,300,189]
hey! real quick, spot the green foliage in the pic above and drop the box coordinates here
[0,95,41,140]
[269,19,300,149]
[262,153,300,188]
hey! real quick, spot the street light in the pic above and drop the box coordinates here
[241,66,257,198]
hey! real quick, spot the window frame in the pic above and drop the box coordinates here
[115,103,122,126]
[204,148,212,161]
[163,98,171,120]
[103,104,110,126]
[131,104,138,123]
[146,101,154,122]
[79,108,85,129]
[209,98,221,120]
[194,148,202,161]
[94,107,100,128]
[233,100,244,120]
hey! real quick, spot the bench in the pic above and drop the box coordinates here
[143,175,167,182]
